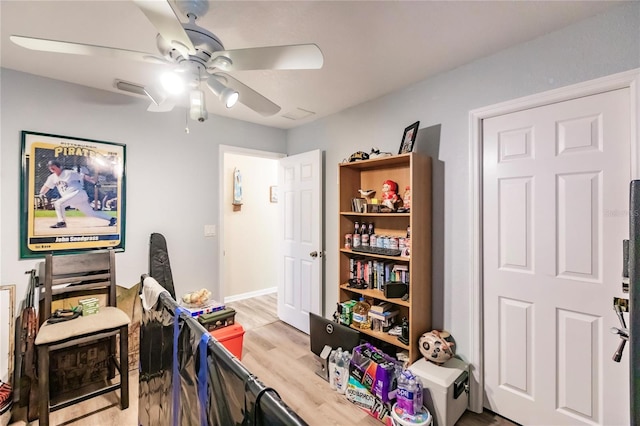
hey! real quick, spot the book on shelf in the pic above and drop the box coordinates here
[351,197,366,213]
[370,301,393,313]
[368,309,400,332]
[368,309,399,321]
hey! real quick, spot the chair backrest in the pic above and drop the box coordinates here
[40,250,116,324]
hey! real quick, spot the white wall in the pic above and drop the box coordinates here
[286,2,640,362]
[0,69,286,306]
[222,153,278,299]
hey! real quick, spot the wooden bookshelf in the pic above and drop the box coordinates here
[338,152,432,363]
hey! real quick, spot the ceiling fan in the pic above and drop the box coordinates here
[10,0,324,122]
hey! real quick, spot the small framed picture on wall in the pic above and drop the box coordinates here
[399,121,420,154]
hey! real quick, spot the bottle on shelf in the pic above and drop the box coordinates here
[353,220,362,248]
[360,223,367,236]
[368,222,375,235]
[352,297,371,329]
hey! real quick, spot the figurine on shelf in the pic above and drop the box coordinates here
[403,186,411,209]
[381,180,400,211]
[358,189,376,204]
[397,185,411,212]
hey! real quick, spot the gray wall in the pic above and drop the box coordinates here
[0,69,286,303]
[287,2,640,360]
[1,2,638,369]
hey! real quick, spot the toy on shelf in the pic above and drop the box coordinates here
[358,189,376,204]
[398,186,411,212]
[381,180,401,211]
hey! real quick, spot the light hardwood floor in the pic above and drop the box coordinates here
[9,293,515,425]
[231,293,516,426]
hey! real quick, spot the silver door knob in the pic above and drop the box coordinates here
[310,251,318,258]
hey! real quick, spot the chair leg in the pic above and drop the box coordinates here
[108,335,117,379]
[119,325,129,409]
[37,345,50,426]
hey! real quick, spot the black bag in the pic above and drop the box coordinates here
[149,233,176,299]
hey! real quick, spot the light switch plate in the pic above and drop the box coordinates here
[204,225,216,237]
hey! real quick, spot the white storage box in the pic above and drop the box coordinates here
[408,357,469,426]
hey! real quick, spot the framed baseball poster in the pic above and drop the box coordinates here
[19,131,126,258]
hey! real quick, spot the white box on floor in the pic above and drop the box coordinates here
[408,357,469,426]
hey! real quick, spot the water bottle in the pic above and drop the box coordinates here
[328,349,337,390]
[335,348,345,392]
[337,351,351,394]
[396,370,415,414]
[408,376,423,415]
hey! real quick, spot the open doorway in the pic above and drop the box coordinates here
[218,146,285,303]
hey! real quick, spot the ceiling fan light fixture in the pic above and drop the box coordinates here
[207,77,239,108]
[208,55,233,71]
[189,89,208,122]
[160,71,185,95]
[224,90,239,108]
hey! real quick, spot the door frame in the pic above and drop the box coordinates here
[467,68,640,413]
[218,145,286,302]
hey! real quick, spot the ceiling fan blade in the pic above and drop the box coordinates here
[10,35,168,64]
[208,44,324,71]
[147,100,175,112]
[209,74,281,117]
[114,79,170,107]
[133,0,196,58]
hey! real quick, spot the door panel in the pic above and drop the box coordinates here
[483,88,630,425]
[277,150,322,333]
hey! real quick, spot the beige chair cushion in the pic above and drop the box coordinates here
[35,307,130,345]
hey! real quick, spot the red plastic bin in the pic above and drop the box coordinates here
[210,323,245,360]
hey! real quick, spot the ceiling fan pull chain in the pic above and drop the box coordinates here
[185,106,190,134]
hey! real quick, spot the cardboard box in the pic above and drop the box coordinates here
[116,283,141,371]
[346,377,393,425]
[115,321,140,372]
[50,338,111,395]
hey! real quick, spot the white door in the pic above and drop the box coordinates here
[277,150,323,332]
[483,88,630,425]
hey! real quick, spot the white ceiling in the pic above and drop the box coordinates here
[0,1,624,129]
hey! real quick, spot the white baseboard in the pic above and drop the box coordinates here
[224,287,277,303]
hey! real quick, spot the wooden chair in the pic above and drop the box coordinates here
[34,250,130,426]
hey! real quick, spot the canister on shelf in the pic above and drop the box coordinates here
[389,236,399,250]
[344,234,352,249]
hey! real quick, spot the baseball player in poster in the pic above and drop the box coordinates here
[39,160,116,228]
